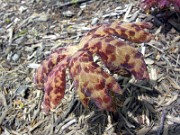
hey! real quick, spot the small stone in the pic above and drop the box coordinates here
[19,6,27,13]
[7,51,13,62]
[14,36,26,44]
[63,11,74,17]
[14,18,20,24]
[80,3,86,10]
[12,53,20,62]
[91,18,98,25]
[145,58,154,65]
[27,63,40,69]
[15,85,28,97]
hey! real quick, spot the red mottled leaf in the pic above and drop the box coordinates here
[41,59,68,112]
[83,36,149,80]
[34,46,78,89]
[85,21,153,43]
[69,51,122,111]
[35,21,152,89]
[34,21,152,113]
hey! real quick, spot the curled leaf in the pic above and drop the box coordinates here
[83,36,149,80]
[69,51,122,111]
[41,59,68,112]
[34,46,78,89]
[86,21,153,43]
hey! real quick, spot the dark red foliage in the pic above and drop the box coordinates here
[142,0,180,12]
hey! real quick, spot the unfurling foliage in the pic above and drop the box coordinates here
[34,21,153,113]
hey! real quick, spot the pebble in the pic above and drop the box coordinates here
[15,85,28,97]
[12,53,20,62]
[63,11,74,17]
[145,58,155,65]
[14,36,26,44]
[91,18,99,25]
[7,51,13,61]
[27,63,40,69]
[19,6,27,13]
[80,3,86,10]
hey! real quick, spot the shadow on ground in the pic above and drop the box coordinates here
[56,79,173,135]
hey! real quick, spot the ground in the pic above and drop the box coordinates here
[0,0,180,135]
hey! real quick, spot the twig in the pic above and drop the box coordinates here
[168,55,180,66]
[128,10,140,22]
[1,126,21,135]
[166,76,180,90]
[8,27,13,45]
[28,120,46,133]
[0,93,8,125]
[162,55,172,67]
[50,113,55,135]
[55,117,76,133]
[166,115,180,124]
[157,109,167,135]
[59,0,90,8]
[0,107,8,125]
[90,113,106,123]
[10,130,22,135]
[118,112,135,129]
[146,43,164,53]
[175,54,180,67]
[163,93,178,106]
[59,118,77,134]
[129,83,153,91]
[123,4,133,22]
[105,112,117,134]
[0,92,7,107]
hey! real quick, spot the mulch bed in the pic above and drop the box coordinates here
[0,0,179,135]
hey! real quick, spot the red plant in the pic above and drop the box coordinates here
[34,21,153,113]
[141,0,180,12]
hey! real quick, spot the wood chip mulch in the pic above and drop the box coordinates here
[0,0,179,135]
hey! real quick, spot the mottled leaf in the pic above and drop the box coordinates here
[41,59,68,112]
[85,21,153,43]
[83,36,149,80]
[69,51,122,111]
[34,46,78,89]
[35,21,152,89]
[34,21,152,113]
